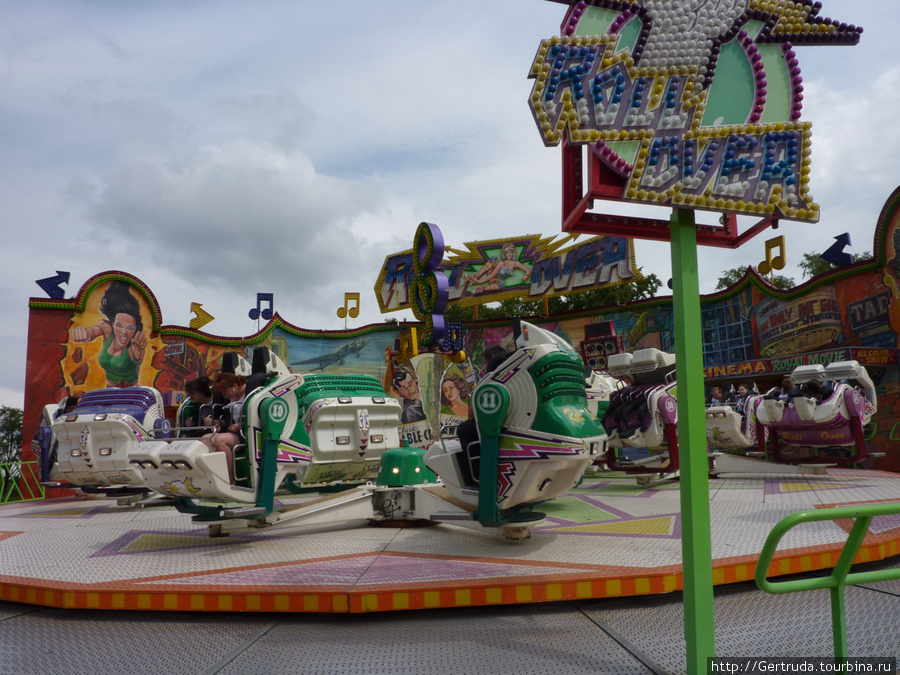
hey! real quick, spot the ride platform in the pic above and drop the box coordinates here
[2,468,900,615]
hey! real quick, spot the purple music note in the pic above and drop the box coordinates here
[249,293,274,320]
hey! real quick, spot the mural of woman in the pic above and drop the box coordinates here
[465,243,531,295]
[440,374,469,418]
[72,281,147,387]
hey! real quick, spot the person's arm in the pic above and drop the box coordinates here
[72,321,109,342]
[128,331,147,362]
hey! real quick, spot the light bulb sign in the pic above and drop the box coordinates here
[529,1,861,228]
[375,231,641,314]
[409,222,449,344]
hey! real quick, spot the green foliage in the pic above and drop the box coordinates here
[0,406,24,504]
[716,249,874,292]
[715,266,794,291]
[798,251,871,279]
[0,406,23,464]
[444,273,663,322]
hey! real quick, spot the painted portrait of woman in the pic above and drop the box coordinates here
[465,242,531,295]
[71,280,147,387]
[440,374,469,419]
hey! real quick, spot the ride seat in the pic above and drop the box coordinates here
[73,387,161,426]
[741,397,762,435]
[792,364,826,383]
[232,442,252,486]
[210,392,231,428]
[824,360,862,382]
[793,396,817,421]
[463,440,480,487]
[296,373,400,462]
[602,389,627,431]
[616,392,644,436]
[607,352,633,378]
[759,399,784,424]
[245,346,277,397]
[631,348,675,371]
[221,351,252,377]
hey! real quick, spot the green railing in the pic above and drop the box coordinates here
[0,460,45,504]
[756,502,900,659]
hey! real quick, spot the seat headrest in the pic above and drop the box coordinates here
[251,346,270,374]
[791,364,825,383]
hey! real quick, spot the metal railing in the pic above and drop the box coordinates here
[755,502,900,659]
[0,460,45,504]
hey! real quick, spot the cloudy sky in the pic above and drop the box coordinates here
[1,0,896,408]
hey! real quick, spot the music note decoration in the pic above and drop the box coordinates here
[337,292,360,322]
[35,271,70,300]
[757,236,786,276]
[249,293,274,321]
[189,302,215,330]
[438,321,467,363]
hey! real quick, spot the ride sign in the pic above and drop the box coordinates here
[528,1,862,226]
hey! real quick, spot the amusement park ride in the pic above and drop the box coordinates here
[33,387,172,503]
[32,311,881,534]
[575,316,881,482]
[604,347,680,482]
[34,320,607,540]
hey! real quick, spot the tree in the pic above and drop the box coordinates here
[444,273,663,322]
[716,249,874,291]
[0,407,23,503]
[715,266,794,291]
[798,251,871,280]
[0,406,22,464]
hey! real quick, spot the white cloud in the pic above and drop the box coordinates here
[2,0,899,409]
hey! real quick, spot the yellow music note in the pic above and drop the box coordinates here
[337,292,360,328]
[337,292,360,318]
[758,236,786,276]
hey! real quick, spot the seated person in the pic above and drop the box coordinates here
[728,381,752,414]
[708,386,724,405]
[203,373,247,482]
[778,376,798,402]
[182,376,212,437]
[801,379,822,403]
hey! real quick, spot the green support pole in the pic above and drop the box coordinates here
[669,207,716,670]
[474,383,510,526]
[257,397,287,515]
[827,515,871,659]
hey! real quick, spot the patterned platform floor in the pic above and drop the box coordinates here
[2,468,900,615]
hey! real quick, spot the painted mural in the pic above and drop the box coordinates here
[21,187,900,475]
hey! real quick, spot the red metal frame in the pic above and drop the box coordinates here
[560,134,779,247]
